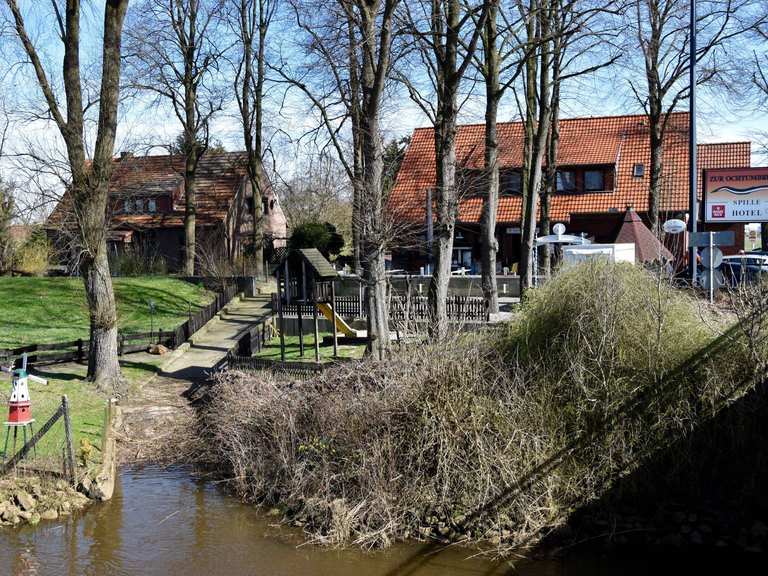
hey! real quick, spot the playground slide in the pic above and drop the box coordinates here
[317,303,359,338]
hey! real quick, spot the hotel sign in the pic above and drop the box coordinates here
[704,167,768,223]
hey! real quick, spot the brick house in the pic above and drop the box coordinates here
[47,151,287,271]
[388,112,750,273]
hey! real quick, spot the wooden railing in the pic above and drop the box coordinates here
[0,283,241,368]
[273,294,489,322]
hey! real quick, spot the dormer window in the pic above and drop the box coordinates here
[148,198,157,213]
[500,170,522,195]
[135,198,144,213]
[556,170,577,192]
[633,163,645,178]
[584,170,604,191]
[124,199,133,213]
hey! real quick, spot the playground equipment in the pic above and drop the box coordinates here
[317,302,363,338]
[1,353,47,461]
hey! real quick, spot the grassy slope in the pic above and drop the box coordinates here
[2,354,165,464]
[255,334,366,362]
[0,277,213,349]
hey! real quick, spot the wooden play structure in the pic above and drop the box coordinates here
[273,248,366,362]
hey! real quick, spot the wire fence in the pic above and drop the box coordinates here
[0,396,80,483]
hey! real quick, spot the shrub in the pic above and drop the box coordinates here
[288,222,344,260]
[110,249,167,277]
[197,261,764,550]
[14,228,50,276]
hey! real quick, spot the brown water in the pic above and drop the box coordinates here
[0,467,751,575]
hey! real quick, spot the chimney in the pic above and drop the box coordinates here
[120,151,133,160]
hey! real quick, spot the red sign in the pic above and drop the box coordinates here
[711,205,725,219]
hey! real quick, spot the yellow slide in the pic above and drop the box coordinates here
[317,303,360,337]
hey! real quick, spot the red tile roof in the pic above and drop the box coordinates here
[389,112,751,225]
[615,208,674,262]
[48,151,277,229]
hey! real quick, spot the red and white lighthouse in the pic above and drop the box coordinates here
[3,354,46,425]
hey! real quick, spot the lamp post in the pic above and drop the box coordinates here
[689,0,698,285]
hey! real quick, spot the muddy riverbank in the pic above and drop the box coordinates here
[0,465,761,575]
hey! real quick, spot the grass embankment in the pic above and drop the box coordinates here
[255,334,366,362]
[0,276,212,467]
[198,262,766,550]
[0,276,214,349]
[1,354,166,465]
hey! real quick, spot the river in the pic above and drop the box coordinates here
[0,466,752,575]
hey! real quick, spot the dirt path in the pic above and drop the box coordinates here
[116,295,272,461]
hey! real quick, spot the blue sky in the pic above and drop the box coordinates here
[1,0,767,204]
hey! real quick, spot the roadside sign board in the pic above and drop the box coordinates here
[700,246,723,269]
[689,231,735,248]
[699,269,725,291]
[704,167,768,223]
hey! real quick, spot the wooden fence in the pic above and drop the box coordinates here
[0,283,240,368]
[274,294,489,322]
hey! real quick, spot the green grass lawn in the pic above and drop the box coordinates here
[0,276,214,349]
[255,334,366,362]
[1,354,165,466]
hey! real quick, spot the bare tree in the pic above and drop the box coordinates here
[626,0,763,233]
[125,0,226,274]
[3,0,129,391]
[273,0,399,359]
[476,1,532,313]
[518,0,553,292]
[399,0,489,338]
[273,0,365,275]
[230,0,277,278]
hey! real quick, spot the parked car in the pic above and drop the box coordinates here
[721,254,768,285]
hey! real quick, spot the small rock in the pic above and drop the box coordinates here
[39,509,58,521]
[15,490,36,512]
[149,344,170,355]
[690,531,704,545]
[680,524,691,534]
[17,510,32,521]
[489,536,501,546]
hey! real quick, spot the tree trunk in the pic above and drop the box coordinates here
[358,0,392,359]
[541,56,561,278]
[480,0,499,314]
[648,114,664,234]
[519,7,538,259]
[184,161,197,275]
[520,3,551,294]
[430,113,458,339]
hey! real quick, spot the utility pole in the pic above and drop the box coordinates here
[689,0,698,286]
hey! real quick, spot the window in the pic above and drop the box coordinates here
[556,170,577,192]
[148,198,157,213]
[500,170,522,194]
[633,163,645,177]
[584,170,604,191]
[135,198,144,213]
[123,199,133,213]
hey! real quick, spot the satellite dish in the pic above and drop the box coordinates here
[553,223,566,236]
[663,219,686,235]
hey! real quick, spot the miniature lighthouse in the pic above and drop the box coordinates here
[3,354,46,425]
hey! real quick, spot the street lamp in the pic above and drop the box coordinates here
[689,0,698,285]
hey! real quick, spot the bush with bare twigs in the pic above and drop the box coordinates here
[194,261,766,550]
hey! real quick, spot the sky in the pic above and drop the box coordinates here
[1,0,767,221]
